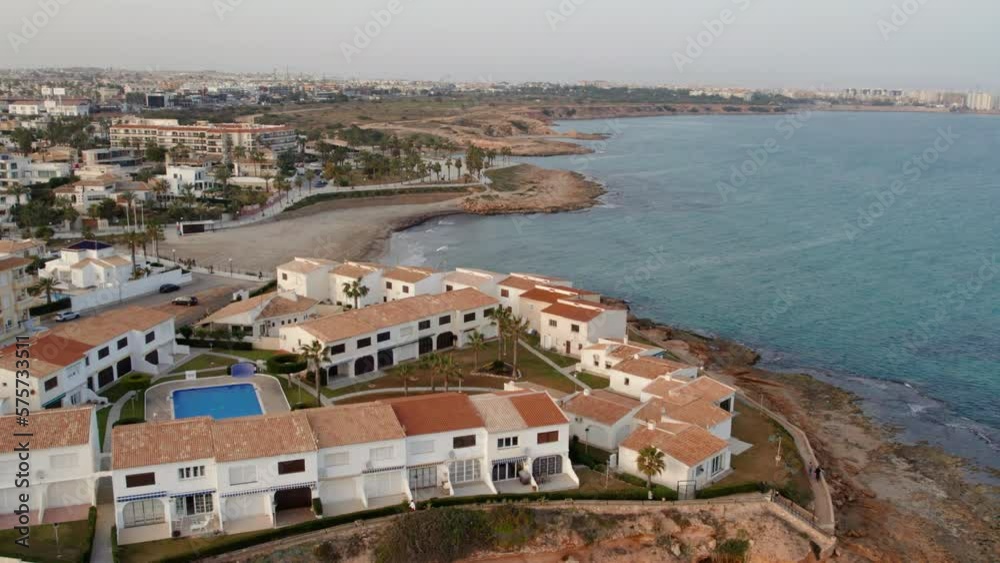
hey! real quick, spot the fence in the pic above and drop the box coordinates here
[70,268,193,311]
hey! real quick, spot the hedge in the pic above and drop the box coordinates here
[176,338,254,350]
[112,417,144,428]
[614,473,679,501]
[110,525,120,563]
[266,353,306,374]
[249,280,277,298]
[29,297,71,316]
[312,498,323,516]
[695,481,768,499]
[80,506,97,563]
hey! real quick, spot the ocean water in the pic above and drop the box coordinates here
[383,112,1000,472]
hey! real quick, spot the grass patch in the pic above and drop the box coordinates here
[483,165,524,191]
[574,371,610,389]
[96,405,111,448]
[171,354,237,374]
[216,348,279,361]
[0,516,92,562]
[523,333,579,368]
[273,375,320,409]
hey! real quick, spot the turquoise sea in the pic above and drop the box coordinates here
[383,112,999,472]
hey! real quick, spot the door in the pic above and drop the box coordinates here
[418,337,433,355]
[492,461,517,482]
[274,488,312,511]
[377,349,394,369]
[364,473,397,499]
[565,341,570,354]
[408,467,436,490]
[532,455,563,478]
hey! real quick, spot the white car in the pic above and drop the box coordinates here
[55,311,80,322]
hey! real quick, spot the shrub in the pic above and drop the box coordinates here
[178,325,194,339]
[249,280,277,298]
[29,297,71,316]
[113,417,144,427]
[312,497,323,516]
[313,541,340,561]
[374,509,493,563]
[267,353,307,374]
[715,538,751,562]
[696,482,768,499]
[79,506,97,563]
[176,338,254,350]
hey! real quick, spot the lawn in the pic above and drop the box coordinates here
[272,374,320,408]
[713,400,814,506]
[117,526,276,563]
[574,371,610,389]
[215,348,280,361]
[575,467,642,494]
[0,516,92,562]
[96,405,111,448]
[523,333,579,368]
[171,354,238,374]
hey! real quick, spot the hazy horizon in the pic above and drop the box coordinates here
[3,0,998,91]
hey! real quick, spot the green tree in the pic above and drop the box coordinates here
[11,128,36,155]
[467,330,486,370]
[301,340,325,401]
[29,277,59,304]
[396,363,412,396]
[341,279,369,309]
[636,446,666,492]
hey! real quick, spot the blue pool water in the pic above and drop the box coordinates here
[173,383,263,420]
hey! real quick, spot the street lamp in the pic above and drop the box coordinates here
[228,258,233,277]
[171,248,176,264]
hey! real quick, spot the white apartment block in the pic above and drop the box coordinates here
[110,118,296,155]
[279,288,499,380]
[276,257,338,301]
[81,148,143,172]
[198,291,319,340]
[0,408,100,528]
[382,266,442,302]
[8,99,91,117]
[53,175,153,211]
[158,164,220,195]
[0,153,71,190]
[539,299,627,358]
[0,306,181,414]
[330,262,384,308]
[110,391,575,545]
[518,285,601,334]
[42,240,133,289]
[496,273,573,317]
[442,268,504,295]
[0,257,34,341]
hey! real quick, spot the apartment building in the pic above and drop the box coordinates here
[110,391,575,545]
[198,291,319,339]
[8,99,91,117]
[518,285,601,334]
[0,407,100,527]
[81,147,143,173]
[601,355,699,399]
[276,257,338,301]
[158,164,220,195]
[0,153,73,192]
[382,266,442,302]
[0,257,34,341]
[0,238,46,260]
[0,306,181,414]
[561,388,643,451]
[110,118,296,155]
[442,268,504,295]
[42,240,133,289]
[539,299,627,358]
[496,273,573,316]
[53,175,153,211]
[279,288,498,380]
[330,261,384,308]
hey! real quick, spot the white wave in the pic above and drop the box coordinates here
[435,246,449,252]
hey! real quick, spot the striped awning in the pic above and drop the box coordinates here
[362,465,405,475]
[221,481,316,498]
[169,489,216,499]
[116,491,167,503]
[492,456,527,466]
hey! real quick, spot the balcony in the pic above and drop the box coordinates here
[172,512,222,537]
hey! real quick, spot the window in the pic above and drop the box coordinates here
[122,499,164,528]
[548,319,557,328]
[445,285,453,292]
[357,337,371,348]
[410,440,434,454]
[282,273,287,280]
[711,454,725,475]
[448,459,481,484]
[624,377,630,386]
[145,331,155,343]
[278,459,306,475]
[484,308,494,317]
[385,281,392,289]
[532,455,563,477]
[229,466,257,485]
[325,452,349,467]
[500,289,509,298]
[370,446,393,462]
[330,343,346,355]
[117,337,128,350]
[125,472,156,488]
[452,435,476,449]
[570,324,580,333]
[175,493,213,516]
[593,355,599,367]
[178,466,205,480]
[98,347,109,359]
[43,377,58,391]
[696,464,705,476]
[604,362,611,369]
[438,315,451,325]
[497,436,519,449]
[418,320,431,330]
[377,331,390,343]
[464,312,476,322]
[50,453,78,470]
[537,431,559,444]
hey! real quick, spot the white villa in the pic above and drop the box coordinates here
[539,299,627,358]
[0,407,101,528]
[442,268,504,295]
[562,389,643,451]
[382,266,442,302]
[42,240,133,289]
[279,288,499,380]
[0,306,183,414]
[110,390,575,545]
[198,291,319,340]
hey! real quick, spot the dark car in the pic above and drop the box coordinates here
[159,284,181,293]
[172,296,199,306]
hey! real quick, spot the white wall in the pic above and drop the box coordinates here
[70,269,192,312]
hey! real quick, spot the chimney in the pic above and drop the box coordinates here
[583,388,591,396]
[646,419,655,430]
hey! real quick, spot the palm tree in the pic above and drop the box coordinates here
[453,157,463,181]
[418,352,441,391]
[341,279,369,309]
[467,330,486,370]
[149,179,169,208]
[491,306,512,361]
[304,169,315,190]
[636,446,666,492]
[439,354,459,392]
[301,340,325,401]
[120,192,137,231]
[509,315,530,378]
[396,363,412,396]
[29,277,59,304]
[145,222,164,259]
[445,157,453,181]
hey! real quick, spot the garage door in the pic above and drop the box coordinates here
[274,487,312,511]
[47,480,89,509]
[364,472,399,499]
[320,479,356,505]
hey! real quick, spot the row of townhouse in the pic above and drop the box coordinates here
[0,407,101,528]
[279,288,499,379]
[0,306,184,414]
[7,99,91,117]
[198,291,319,340]
[277,259,628,360]
[110,391,576,545]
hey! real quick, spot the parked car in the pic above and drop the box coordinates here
[172,296,199,306]
[159,284,181,293]
[55,311,80,322]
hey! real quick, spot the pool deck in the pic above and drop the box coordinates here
[145,375,290,422]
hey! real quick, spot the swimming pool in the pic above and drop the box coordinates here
[172,383,263,420]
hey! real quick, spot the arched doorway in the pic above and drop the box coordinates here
[418,336,433,355]
[377,349,394,369]
[436,332,455,350]
[354,356,375,375]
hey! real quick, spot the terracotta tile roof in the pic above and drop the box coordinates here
[382,393,484,436]
[520,286,593,305]
[383,266,436,284]
[471,394,527,432]
[0,332,91,378]
[613,357,692,380]
[211,411,317,462]
[497,275,538,291]
[331,261,382,280]
[200,292,273,324]
[0,407,93,453]
[443,269,498,288]
[49,306,174,347]
[621,423,728,466]
[505,381,569,400]
[508,392,569,427]
[112,417,214,470]
[683,376,737,403]
[0,256,31,271]
[591,389,642,408]
[296,289,497,343]
[201,292,317,325]
[634,398,731,429]
[306,403,405,448]
[0,239,42,255]
[562,390,640,425]
[642,377,688,397]
[541,301,605,323]
[279,258,337,274]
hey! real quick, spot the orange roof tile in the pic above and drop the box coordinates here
[49,306,174,347]
[562,390,640,425]
[508,392,569,427]
[0,332,91,378]
[112,417,214,470]
[621,423,728,466]
[383,266,436,284]
[211,411,317,462]
[306,403,405,448]
[382,393,484,436]
[0,407,93,453]
[614,357,692,379]
[0,256,31,271]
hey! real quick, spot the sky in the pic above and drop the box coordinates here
[4,0,998,91]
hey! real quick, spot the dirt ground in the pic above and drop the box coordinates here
[464,164,605,215]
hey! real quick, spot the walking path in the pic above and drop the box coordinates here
[518,339,591,390]
[90,503,114,563]
[100,391,136,453]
